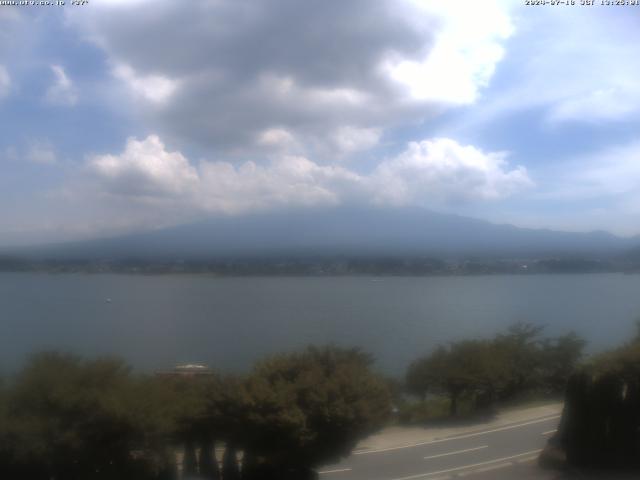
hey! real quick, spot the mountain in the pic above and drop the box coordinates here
[7,206,637,262]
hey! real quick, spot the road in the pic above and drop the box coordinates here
[317,413,560,480]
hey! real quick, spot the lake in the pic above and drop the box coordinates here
[1,273,639,376]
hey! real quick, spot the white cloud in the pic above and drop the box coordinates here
[257,128,298,150]
[3,134,531,243]
[196,155,363,214]
[113,63,178,105]
[372,138,532,206]
[87,135,531,217]
[384,0,513,104]
[45,65,78,106]
[257,124,381,159]
[26,141,57,165]
[89,135,198,196]
[0,65,10,99]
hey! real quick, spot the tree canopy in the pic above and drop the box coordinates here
[237,346,391,479]
[0,352,154,480]
[0,346,391,480]
[405,324,585,417]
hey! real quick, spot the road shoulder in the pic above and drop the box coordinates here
[355,402,562,454]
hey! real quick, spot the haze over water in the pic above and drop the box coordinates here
[2,273,639,376]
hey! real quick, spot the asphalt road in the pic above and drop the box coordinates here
[317,414,561,480]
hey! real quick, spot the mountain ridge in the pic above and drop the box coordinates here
[5,206,637,262]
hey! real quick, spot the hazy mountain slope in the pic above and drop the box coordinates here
[11,207,638,260]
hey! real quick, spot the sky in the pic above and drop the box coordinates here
[1,0,639,247]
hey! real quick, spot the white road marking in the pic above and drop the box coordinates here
[354,415,560,455]
[319,467,353,474]
[541,429,557,436]
[423,445,488,460]
[389,449,542,480]
[458,462,511,476]
[516,455,539,463]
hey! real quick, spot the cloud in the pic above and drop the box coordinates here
[371,138,532,206]
[68,0,513,155]
[487,140,640,236]
[0,65,10,99]
[87,135,531,217]
[539,141,640,202]
[548,86,640,124]
[384,0,513,104]
[1,134,532,244]
[26,141,57,165]
[331,127,382,156]
[88,135,199,197]
[196,155,364,214]
[0,146,18,162]
[257,128,296,147]
[112,63,178,104]
[0,142,57,165]
[45,65,78,106]
[454,8,640,129]
[538,11,640,125]
[0,9,22,59]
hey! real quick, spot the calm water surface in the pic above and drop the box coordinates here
[2,273,639,375]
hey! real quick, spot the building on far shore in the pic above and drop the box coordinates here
[155,363,214,378]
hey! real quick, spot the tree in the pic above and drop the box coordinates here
[405,324,587,420]
[0,375,11,474]
[559,336,640,469]
[438,341,507,415]
[237,346,391,479]
[492,323,546,399]
[540,332,586,394]
[221,443,240,480]
[406,339,511,416]
[633,318,640,344]
[0,352,154,480]
[0,346,392,479]
[158,373,225,479]
[405,356,434,402]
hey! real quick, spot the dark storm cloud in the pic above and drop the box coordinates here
[74,0,437,154]
[91,0,429,85]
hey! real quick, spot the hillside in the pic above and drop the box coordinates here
[4,207,636,265]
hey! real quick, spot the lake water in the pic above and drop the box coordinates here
[1,273,639,376]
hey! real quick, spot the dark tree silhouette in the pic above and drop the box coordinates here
[557,331,640,470]
[221,443,240,480]
[198,438,219,479]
